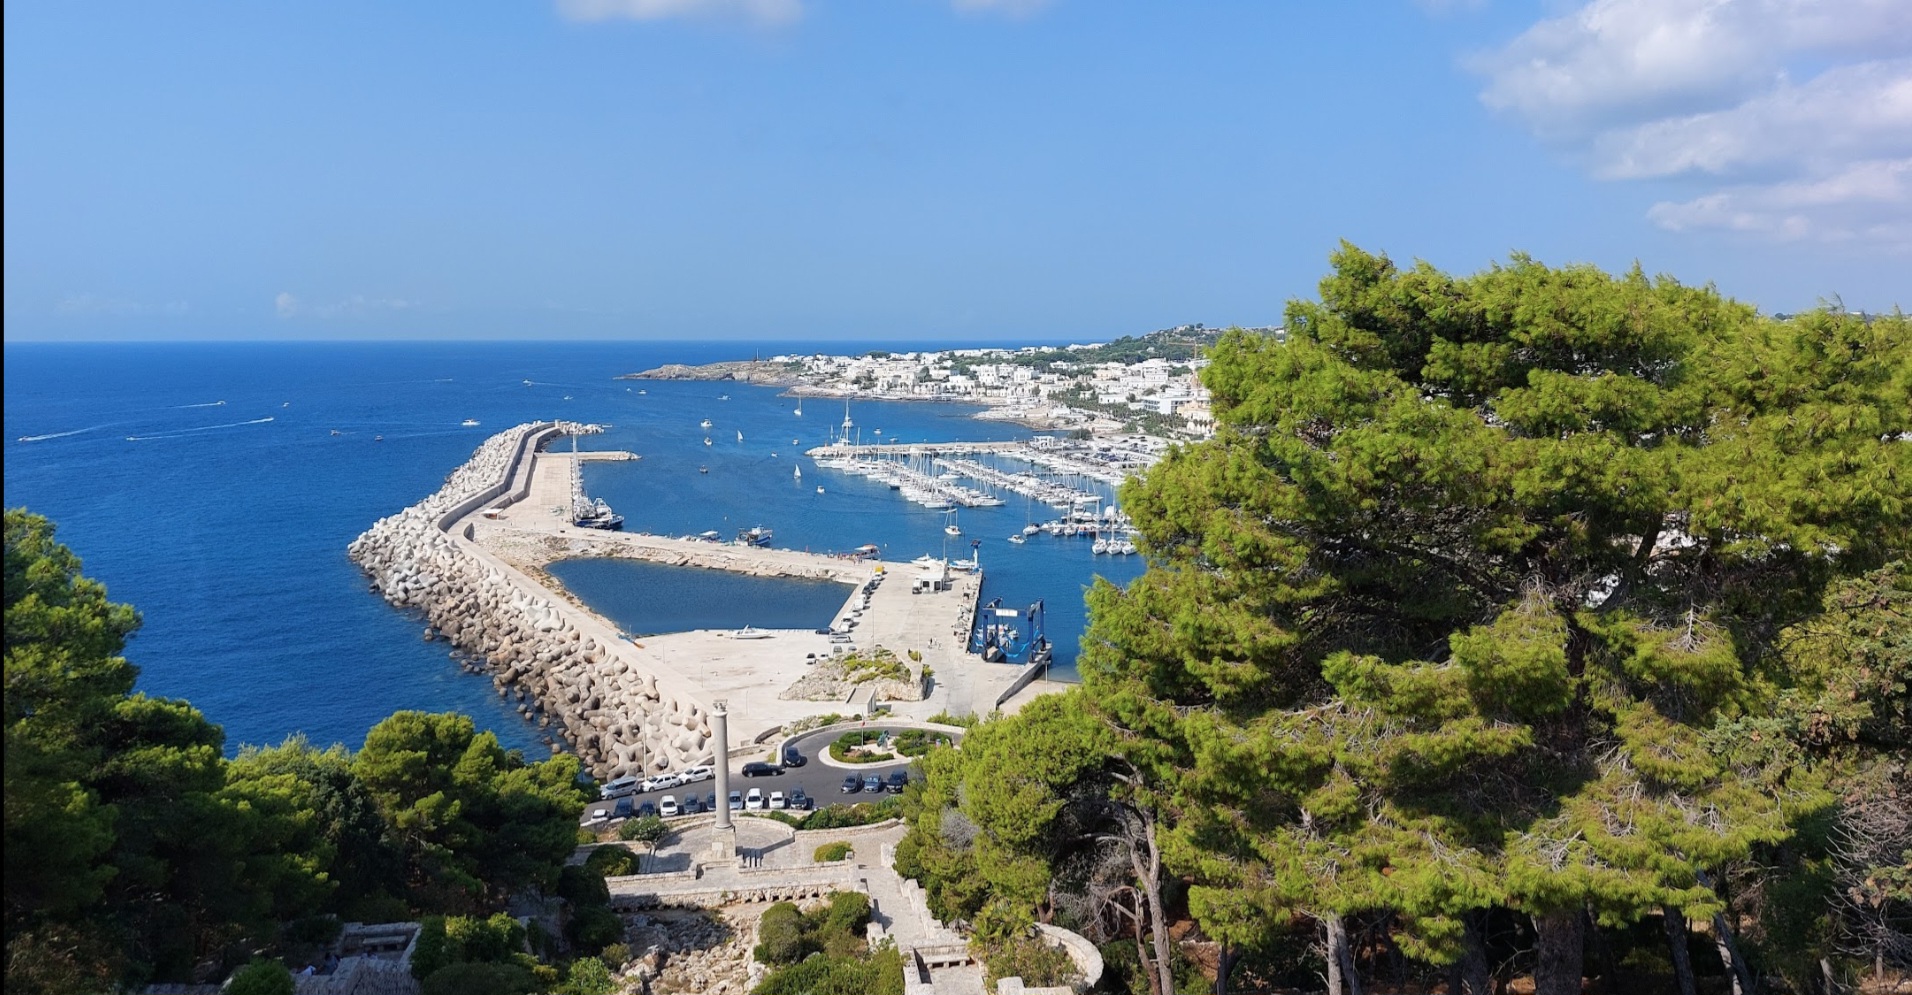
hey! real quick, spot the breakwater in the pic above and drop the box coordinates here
[348,422,713,779]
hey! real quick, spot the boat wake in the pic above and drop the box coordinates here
[125,416,274,441]
[15,424,111,442]
[174,400,228,408]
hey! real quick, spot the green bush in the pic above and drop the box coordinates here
[410,917,450,980]
[558,864,611,907]
[925,710,978,728]
[599,942,631,968]
[755,940,905,995]
[226,959,294,995]
[814,841,853,862]
[907,649,922,662]
[822,890,871,935]
[583,845,639,878]
[566,905,624,952]
[980,933,1077,988]
[420,960,536,995]
[576,827,599,845]
[561,956,615,995]
[617,814,669,845]
[798,798,902,830]
[754,902,811,965]
[829,731,893,763]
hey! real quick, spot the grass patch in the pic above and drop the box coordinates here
[814,841,854,862]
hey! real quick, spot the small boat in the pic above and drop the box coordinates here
[563,395,573,400]
[523,379,533,385]
[854,544,880,559]
[374,435,384,442]
[792,438,800,445]
[1007,534,1026,545]
[1092,539,1110,555]
[944,509,962,537]
[817,486,825,494]
[737,430,744,443]
[329,429,343,436]
[461,419,480,427]
[699,466,709,474]
[725,626,772,639]
[638,389,647,395]
[794,465,802,480]
[874,428,882,436]
[1022,524,1041,536]
[794,398,802,416]
[703,437,713,446]
[282,401,290,408]
[719,394,730,401]
[700,418,713,429]
[695,530,723,542]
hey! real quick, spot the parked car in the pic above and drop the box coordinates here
[788,787,812,811]
[679,796,701,815]
[886,769,910,793]
[841,774,862,794]
[741,761,781,777]
[641,772,682,793]
[782,746,806,768]
[636,801,658,819]
[728,790,743,811]
[586,806,610,826]
[612,796,634,819]
[679,765,714,784]
[863,774,884,794]
[599,776,641,800]
[705,792,717,812]
[768,790,787,810]
[745,788,765,811]
[659,795,680,817]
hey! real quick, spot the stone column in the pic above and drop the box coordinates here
[709,700,736,860]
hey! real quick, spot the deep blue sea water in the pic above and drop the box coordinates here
[3,341,1144,754]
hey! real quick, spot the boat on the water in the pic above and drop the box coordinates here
[737,525,774,547]
[329,429,343,436]
[719,394,730,401]
[1007,534,1026,544]
[944,508,962,537]
[703,437,712,446]
[374,435,384,442]
[699,466,709,474]
[695,530,722,542]
[793,465,802,480]
[461,419,480,427]
[817,485,825,494]
[737,430,744,443]
[700,418,713,429]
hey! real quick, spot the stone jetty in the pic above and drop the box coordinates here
[348,422,713,780]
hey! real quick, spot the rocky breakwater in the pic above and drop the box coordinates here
[348,423,712,780]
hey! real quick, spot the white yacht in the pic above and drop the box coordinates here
[700,418,712,429]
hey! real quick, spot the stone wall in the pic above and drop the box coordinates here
[348,423,712,779]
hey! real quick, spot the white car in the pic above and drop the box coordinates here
[768,790,787,810]
[585,806,610,826]
[745,788,765,811]
[678,765,714,784]
[641,772,682,793]
[659,795,680,818]
[599,776,641,800]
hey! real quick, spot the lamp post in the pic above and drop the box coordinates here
[711,700,731,832]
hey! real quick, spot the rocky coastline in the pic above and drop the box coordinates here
[347,423,713,780]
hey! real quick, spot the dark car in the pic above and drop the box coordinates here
[841,774,862,794]
[741,761,781,777]
[782,746,806,768]
[612,796,634,819]
[705,792,717,812]
[680,796,702,815]
[636,801,658,819]
[886,769,910,793]
[814,627,833,635]
[789,787,812,811]
[864,774,884,793]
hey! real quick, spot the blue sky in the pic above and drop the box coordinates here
[5,0,1907,341]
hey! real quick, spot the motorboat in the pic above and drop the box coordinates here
[737,526,774,547]
[1007,534,1026,545]
[817,486,825,494]
[703,437,712,446]
[699,466,709,474]
[725,626,772,639]
[695,530,722,542]
[719,394,730,401]
[461,419,480,427]
[700,418,713,429]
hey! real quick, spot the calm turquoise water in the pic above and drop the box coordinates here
[3,342,1144,753]
[545,559,852,635]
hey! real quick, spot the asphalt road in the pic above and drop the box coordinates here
[582,723,961,825]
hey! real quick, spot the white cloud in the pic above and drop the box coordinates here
[1471,0,1912,245]
[556,0,802,25]
[275,292,423,320]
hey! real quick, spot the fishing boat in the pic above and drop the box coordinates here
[853,544,880,559]
[737,526,774,547]
[703,437,712,446]
[461,419,480,427]
[700,418,712,429]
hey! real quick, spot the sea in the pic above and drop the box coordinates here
[3,341,1145,755]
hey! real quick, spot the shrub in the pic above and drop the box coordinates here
[907,649,922,662]
[566,905,624,952]
[575,827,599,845]
[799,798,902,830]
[584,845,639,878]
[981,933,1077,989]
[599,942,631,968]
[558,864,610,907]
[755,902,810,964]
[227,959,294,995]
[814,841,854,862]
[618,814,669,845]
[822,890,871,935]
[420,960,536,995]
[926,710,978,728]
[561,956,615,995]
